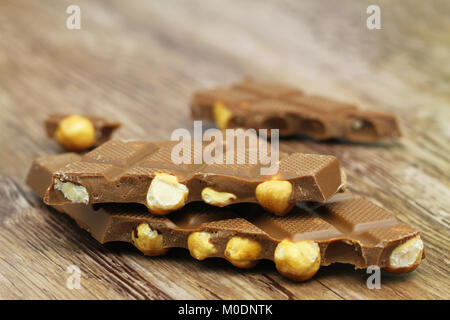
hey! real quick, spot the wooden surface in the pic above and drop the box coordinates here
[0,0,449,300]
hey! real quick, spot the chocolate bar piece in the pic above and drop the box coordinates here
[45,113,121,150]
[41,139,344,215]
[26,154,424,282]
[191,78,401,142]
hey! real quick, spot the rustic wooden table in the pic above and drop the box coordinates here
[0,0,448,300]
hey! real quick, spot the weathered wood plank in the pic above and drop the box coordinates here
[0,0,448,299]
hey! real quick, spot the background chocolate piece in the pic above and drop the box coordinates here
[42,140,343,215]
[26,154,424,279]
[191,78,401,142]
[45,113,122,147]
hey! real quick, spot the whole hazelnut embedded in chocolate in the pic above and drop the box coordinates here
[224,236,262,268]
[384,236,424,274]
[146,173,189,215]
[55,115,96,151]
[274,239,321,282]
[213,101,233,130]
[131,223,167,256]
[188,232,217,260]
[255,180,294,215]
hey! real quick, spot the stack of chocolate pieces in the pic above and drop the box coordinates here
[26,135,424,281]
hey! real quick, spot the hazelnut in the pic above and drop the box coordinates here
[201,187,237,207]
[54,115,96,151]
[54,178,89,204]
[146,173,189,215]
[351,119,364,130]
[213,101,233,130]
[384,236,423,274]
[131,223,167,256]
[224,236,262,268]
[187,232,217,260]
[255,180,294,215]
[274,239,321,281]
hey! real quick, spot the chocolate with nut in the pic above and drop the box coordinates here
[26,153,425,282]
[41,139,344,215]
[191,78,401,142]
[45,113,121,150]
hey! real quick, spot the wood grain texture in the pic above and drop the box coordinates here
[0,0,449,299]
